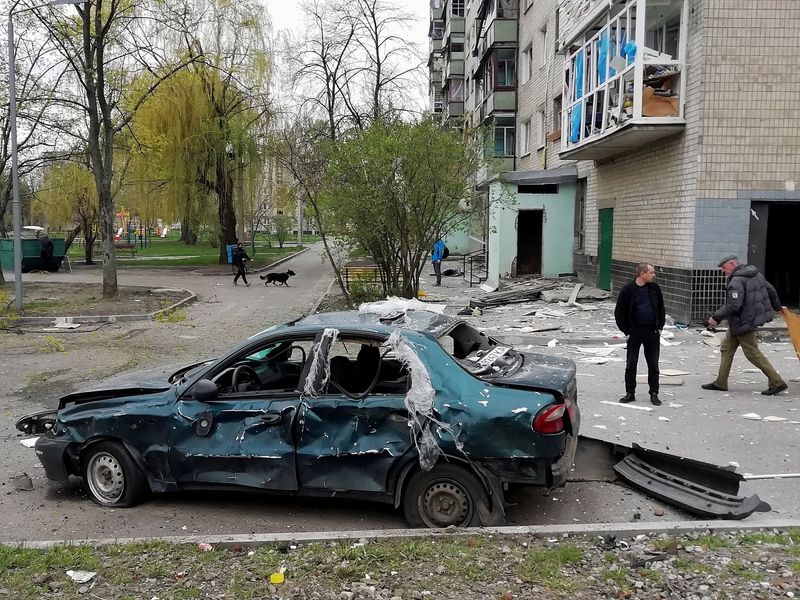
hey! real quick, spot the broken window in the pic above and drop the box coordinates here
[437,322,522,378]
[562,0,685,150]
[323,337,410,397]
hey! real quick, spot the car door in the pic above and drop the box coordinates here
[168,336,314,491]
[295,333,413,493]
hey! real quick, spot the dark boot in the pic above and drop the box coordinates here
[701,382,727,391]
[650,393,662,406]
[761,382,788,396]
[619,393,635,404]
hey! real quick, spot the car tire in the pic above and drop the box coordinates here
[82,441,147,508]
[402,464,488,528]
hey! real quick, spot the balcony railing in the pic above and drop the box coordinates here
[477,18,517,61]
[483,89,515,120]
[445,57,464,79]
[445,101,464,118]
[444,15,465,41]
[560,0,688,161]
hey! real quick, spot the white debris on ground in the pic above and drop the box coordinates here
[360,296,446,315]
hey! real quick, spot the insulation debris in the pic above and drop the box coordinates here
[360,296,446,315]
[600,400,654,412]
[302,328,339,397]
[384,330,462,471]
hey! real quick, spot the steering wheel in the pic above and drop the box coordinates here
[231,365,262,392]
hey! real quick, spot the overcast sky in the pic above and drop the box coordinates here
[262,0,430,47]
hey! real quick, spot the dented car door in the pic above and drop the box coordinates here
[169,393,300,490]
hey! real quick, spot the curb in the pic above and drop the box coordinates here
[7,518,800,549]
[14,289,197,326]
[308,277,338,315]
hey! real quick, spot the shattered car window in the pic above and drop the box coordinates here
[438,322,522,377]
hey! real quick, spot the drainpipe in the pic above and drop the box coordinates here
[542,4,556,170]
[513,8,520,171]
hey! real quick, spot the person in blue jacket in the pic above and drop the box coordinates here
[431,237,445,286]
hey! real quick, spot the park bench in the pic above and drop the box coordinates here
[114,243,137,258]
[342,262,380,291]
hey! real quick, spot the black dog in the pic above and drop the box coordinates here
[260,269,296,286]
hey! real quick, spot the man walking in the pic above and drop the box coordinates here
[614,263,666,406]
[232,242,251,287]
[702,254,787,395]
[431,237,445,286]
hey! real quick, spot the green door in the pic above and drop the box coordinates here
[598,208,613,290]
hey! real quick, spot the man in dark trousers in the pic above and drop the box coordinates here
[614,263,666,406]
[702,254,787,395]
[232,242,251,286]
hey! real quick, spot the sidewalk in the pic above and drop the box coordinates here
[417,264,800,519]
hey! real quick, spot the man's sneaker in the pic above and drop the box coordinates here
[762,382,788,396]
[245,282,251,287]
[650,393,662,406]
[233,280,238,286]
[619,393,635,404]
[701,382,727,391]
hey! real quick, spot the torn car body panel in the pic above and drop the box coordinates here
[572,435,769,519]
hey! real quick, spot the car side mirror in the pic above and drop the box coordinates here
[192,379,219,402]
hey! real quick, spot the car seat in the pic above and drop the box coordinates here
[328,355,352,392]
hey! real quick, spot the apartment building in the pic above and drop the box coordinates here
[430,0,800,321]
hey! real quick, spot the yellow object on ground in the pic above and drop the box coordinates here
[784,309,800,360]
[269,573,285,584]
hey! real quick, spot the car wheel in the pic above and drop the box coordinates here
[83,441,147,507]
[402,464,488,528]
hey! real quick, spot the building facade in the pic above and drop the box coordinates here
[429,0,800,321]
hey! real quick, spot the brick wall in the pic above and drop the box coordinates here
[698,0,800,199]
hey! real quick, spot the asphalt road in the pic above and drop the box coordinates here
[1,248,796,543]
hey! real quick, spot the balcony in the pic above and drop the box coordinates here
[477,18,517,61]
[482,89,515,120]
[445,57,464,79]
[444,16,465,41]
[559,0,687,161]
[445,101,464,118]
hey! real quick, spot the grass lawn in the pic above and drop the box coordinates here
[66,231,309,267]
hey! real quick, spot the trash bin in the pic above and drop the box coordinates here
[226,244,236,264]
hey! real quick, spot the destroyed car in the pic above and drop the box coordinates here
[17,309,580,528]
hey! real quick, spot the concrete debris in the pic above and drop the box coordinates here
[762,416,789,422]
[540,286,611,303]
[700,330,716,337]
[471,279,562,308]
[658,416,671,422]
[547,339,558,347]
[576,346,619,356]
[591,425,608,430]
[661,369,691,376]
[668,402,684,408]
[600,400,654,412]
[660,330,675,339]
[66,570,96,584]
[637,374,684,386]
[10,472,33,491]
[19,437,38,448]
[741,413,762,420]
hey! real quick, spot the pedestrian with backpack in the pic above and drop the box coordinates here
[432,237,446,286]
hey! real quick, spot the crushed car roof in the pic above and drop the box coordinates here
[294,309,455,337]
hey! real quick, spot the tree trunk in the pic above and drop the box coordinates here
[216,154,237,264]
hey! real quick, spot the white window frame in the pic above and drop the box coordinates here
[521,44,533,84]
[520,120,531,155]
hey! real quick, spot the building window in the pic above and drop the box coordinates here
[432,20,444,39]
[494,117,515,157]
[521,45,532,84]
[497,0,518,19]
[496,48,516,88]
[550,95,562,141]
[448,79,464,102]
[452,0,464,17]
[536,110,545,148]
[452,42,464,53]
[520,120,531,155]
[538,24,548,67]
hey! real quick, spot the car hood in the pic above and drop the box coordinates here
[483,351,576,397]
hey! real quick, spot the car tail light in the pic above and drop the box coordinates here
[532,403,565,434]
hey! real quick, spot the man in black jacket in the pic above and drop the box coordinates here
[614,263,666,406]
[232,242,251,287]
[702,254,787,395]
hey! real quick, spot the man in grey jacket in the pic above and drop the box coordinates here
[702,254,788,396]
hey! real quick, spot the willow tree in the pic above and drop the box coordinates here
[320,118,481,298]
[182,0,272,262]
[33,162,98,263]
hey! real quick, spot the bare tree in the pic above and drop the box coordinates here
[41,0,202,297]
